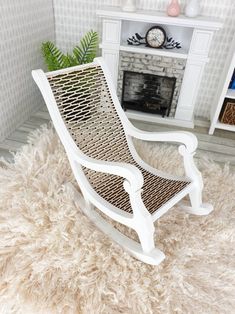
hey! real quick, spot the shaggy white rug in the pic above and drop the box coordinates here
[0,126,234,314]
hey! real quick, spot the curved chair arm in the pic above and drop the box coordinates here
[127,126,202,188]
[127,126,198,153]
[72,150,144,193]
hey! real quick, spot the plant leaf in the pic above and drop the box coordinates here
[41,30,99,71]
[73,30,99,65]
[41,42,67,71]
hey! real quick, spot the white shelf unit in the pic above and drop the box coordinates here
[209,37,235,135]
[97,6,222,128]
[225,89,235,99]
[213,121,235,132]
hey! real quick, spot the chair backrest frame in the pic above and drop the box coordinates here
[32,58,144,194]
[32,58,148,223]
[32,57,139,156]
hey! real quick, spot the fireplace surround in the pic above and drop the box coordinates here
[118,51,186,117]
[97,6,222,127]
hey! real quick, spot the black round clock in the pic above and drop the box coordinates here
[146,26,166,48]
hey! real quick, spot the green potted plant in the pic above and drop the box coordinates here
[41,30,99,71]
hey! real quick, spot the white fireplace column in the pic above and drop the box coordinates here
[100,19,121,88]
[97,7,222,127]
[175,29,213,121]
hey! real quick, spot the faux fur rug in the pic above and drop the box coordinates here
[0,126,234,314]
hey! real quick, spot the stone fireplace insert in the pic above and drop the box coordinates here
[121,71,176,117]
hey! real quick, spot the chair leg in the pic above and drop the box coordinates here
[135,219,155,253]
[134,217,165,264]
[66,182,165,265]
[180,185,213,215]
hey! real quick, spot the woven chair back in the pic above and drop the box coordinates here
[47,64,133,164]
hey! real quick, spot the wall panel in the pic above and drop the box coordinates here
[0,0,55,141]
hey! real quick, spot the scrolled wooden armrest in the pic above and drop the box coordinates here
[72,151,144,192]
[127,126,198,153]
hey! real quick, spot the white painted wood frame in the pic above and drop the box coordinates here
[32,57,213,265]
[209,35,235,134]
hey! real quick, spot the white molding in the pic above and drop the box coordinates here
[194,117,210,128]
[118,43,188,59]
[101,49,120,89]
[102,19,121,44]
[126,110,194,128]
[189,29,213,57]
[97,6,222,30]
[175,58,206,121]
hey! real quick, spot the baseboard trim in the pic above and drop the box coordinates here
[194,117,210,128]
[126,110,194,128]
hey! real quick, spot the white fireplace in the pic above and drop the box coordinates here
[97,6,222,128]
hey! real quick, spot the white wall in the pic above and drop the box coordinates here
[0,0,55,141]
[53,0,235,119]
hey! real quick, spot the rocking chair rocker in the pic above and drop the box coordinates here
[32,57,213,265]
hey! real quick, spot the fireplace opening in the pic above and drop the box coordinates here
[121,71,176,117]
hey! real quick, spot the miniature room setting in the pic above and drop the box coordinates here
[0,0,235,313]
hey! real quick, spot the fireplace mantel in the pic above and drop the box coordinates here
[97,6,222,128]
[97,6,221,29]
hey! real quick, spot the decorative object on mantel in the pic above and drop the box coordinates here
[127,33,146,46]
[122,0,136,12]
[164,37,181,49]
[166,0,180,17]
[146,26,166,48]
[185,0,200,18]
[127,28,181,50]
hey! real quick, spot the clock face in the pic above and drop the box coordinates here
[146,27,166,48]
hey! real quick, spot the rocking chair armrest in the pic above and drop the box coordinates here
[128,127,198,153]
[73,152,144,192]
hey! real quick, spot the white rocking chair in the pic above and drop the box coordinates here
[32,57,213,265]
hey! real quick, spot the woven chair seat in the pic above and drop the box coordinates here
[85,167,190,214]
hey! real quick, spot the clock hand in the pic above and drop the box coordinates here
[154,36,161,44]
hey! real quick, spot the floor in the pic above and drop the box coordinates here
[1,105,235,168]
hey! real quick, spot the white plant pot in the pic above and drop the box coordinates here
[122,0,136,12]
[185,0,200,18]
